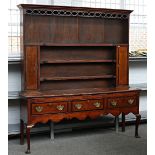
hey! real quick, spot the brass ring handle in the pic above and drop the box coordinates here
[57,105,64,111]
[93,102,101,108]
[75,104,82,109]
[35,106,43,112]
[128,99,134,105]
[111,101,117,107]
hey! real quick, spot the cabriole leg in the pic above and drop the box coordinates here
[135,114,141,138]
[25,125,33,154]
[20,119,24,145]
[122,113,125,132]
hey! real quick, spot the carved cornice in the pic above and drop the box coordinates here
[24,9,129,19]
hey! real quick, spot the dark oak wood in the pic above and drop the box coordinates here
[40,60,116,64]
[107,95,137,109]
[25,127,31,154]
[71,99,104,112]
[25,46,38,90]
[18,4,133,14]
[40,75,116,81]
[122,112,125,132]
[40,63,115,79]
[135,114,141,138]
[20,119,24,145]
[31,101,68,115]
[18,4,140,153]
[40,79,116,91]
[25,43,128,46]
[117,46,129,85]
[40,46,116,63]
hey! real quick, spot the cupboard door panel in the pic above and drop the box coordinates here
[25,46,38,89]
[117,46,129,85]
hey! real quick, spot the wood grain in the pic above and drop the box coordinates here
[117,46,129,85]
[19,4,140,153]
[25,46,38,90]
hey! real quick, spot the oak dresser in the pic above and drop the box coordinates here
[18,4,141,154]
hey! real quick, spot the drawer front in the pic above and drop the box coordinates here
[31,102,67,115]
[72,99,104,112]
[107,96,137,109]
[31,97,69,103]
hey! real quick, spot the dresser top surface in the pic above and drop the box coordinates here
[20,86,140,98]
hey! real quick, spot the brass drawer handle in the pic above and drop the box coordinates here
[57,105,64,111]
[111,101,117,107]
[128,99,134,105]
[75,104,82,109]
[35,106,43,112]
[93,102,101,108]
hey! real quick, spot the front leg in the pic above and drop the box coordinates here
[25,124,34,154]
[115,116,119,133]
[122,113,125,132]
[20,119,24,145]
[135,114,141,138]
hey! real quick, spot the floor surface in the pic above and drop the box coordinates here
[8,124,147,155]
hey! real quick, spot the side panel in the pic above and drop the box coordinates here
[25,46,38,90]
[116,46,129,85]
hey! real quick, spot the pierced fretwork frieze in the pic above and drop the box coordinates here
[24,9,129,19]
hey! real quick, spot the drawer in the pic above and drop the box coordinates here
[72,99,104,112]
[31,97,68,103]
[31,102,67,115]
[107,96,137,109]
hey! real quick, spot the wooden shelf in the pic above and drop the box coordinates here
[20,86,139,98]
[40,60,116,64]
[40,75,116,81]
[27,43,128,46]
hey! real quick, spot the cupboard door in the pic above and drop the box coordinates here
[25,46,38,90]
[116,46,129,85]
